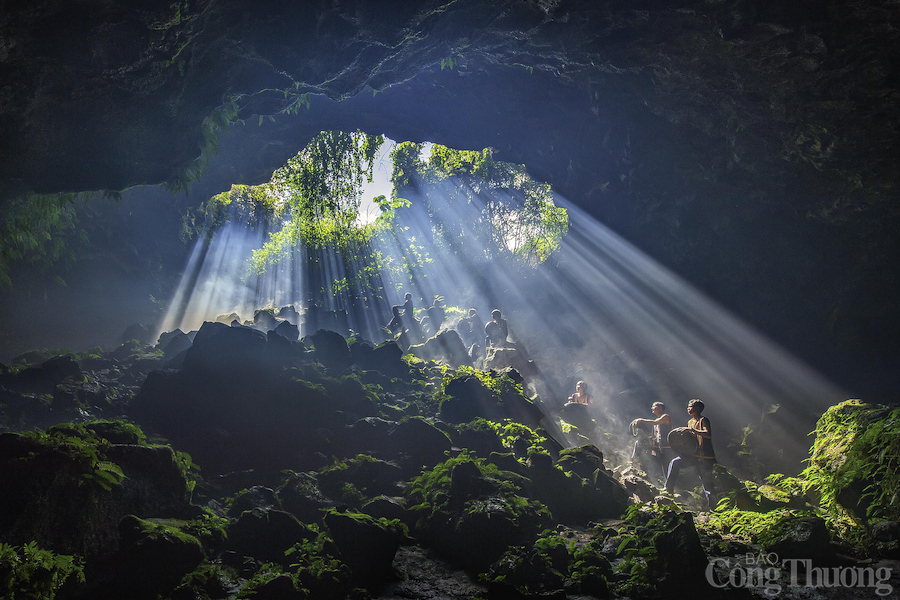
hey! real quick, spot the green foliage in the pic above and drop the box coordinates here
[0,541,85,600]
[482,531,610,597]
[466,418,547,455]
[237,524,350,599]
[701,508,814,547]
[19,420,196,498]
[0,193,88,287]
[391,141,569,265]
[802,400,900,523]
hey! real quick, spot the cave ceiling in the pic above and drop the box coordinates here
[1,0,899,394]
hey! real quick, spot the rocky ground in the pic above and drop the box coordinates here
[1,318,898,599]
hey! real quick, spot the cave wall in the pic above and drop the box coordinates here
[1,0,898,396]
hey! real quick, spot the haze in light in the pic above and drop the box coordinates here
[158,142,845,472]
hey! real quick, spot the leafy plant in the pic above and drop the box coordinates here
[0,541,85,600]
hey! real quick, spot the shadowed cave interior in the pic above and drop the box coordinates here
[1,2,899,599]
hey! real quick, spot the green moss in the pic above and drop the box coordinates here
[802,400,900,522]
[19,420,195,497]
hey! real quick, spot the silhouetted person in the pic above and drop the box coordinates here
[426,298,446,334]
[401,292,415,326]
[565,380,593,406]
[386,305,403,333]
[665,399,717,510]
[457,308,483,347]
[484,309,509,347]
[631,402,673,480]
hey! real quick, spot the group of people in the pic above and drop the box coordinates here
[386,293,512,350]
[631,398,717,510]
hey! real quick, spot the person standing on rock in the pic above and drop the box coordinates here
[665,398,717,510]
[484,309,509,348]
[631,402,673,480]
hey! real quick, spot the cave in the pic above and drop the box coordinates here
[1,1,899,598]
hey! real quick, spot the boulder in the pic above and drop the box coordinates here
[0,429,192,559]
[361,495,408,523]
[324,509,401,586]
[440,375,500,423]
[318,456,404,499]
[104,515,204,598]
[228,485,280,517]
[305,329,351,368]
[355,340,408,378]
[181,321,268,374]
[526,448,629,524]
[277,305,301,325]
[346,417,397,457]
[484,346,537,376]
[408,330,470,368]
[387,417,453,474]
[273,320,300,341]
[158,330,192,357]
[226,509,316,564]
[763,515,834,564]
[253,309,280,332]
[277,472,335,523]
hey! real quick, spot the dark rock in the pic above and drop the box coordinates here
[107,515,204,598]
[131,368,347,474]
[387,417,452,473]
[277,306,301,325]
[764,515,834,564]
[277,471,335,523]
[483,346,537,377]
[622,474,657,503]
[254,309,280,332]
[319,456,404,499]
[273,320,300,341]
[440,375,499,423]
[362,495,408,523]
[556,445,605,481]
[646,511,711,594]
[452,421,505,457]
[408,330,470,368]
[0,431,192,559]
[525,447,629,524]
[346,416,397,456]
[228,485,280,517]
[873,521,900,542]
[42,354,82,382]
[182,321,269,374]
[158,330,192,357]
[324,509,401,586]
[227,509,316,564]
[306,329,351,369]
[357,340,408,378]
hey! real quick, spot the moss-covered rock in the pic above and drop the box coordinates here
[102,515,204,599]
[226,509,317,565]
[0,421,193,559]
[405,453,550,572]
[485,533,611,598]
[803,400,900,522]
[323,508,403,586]
[614,505,714,598]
